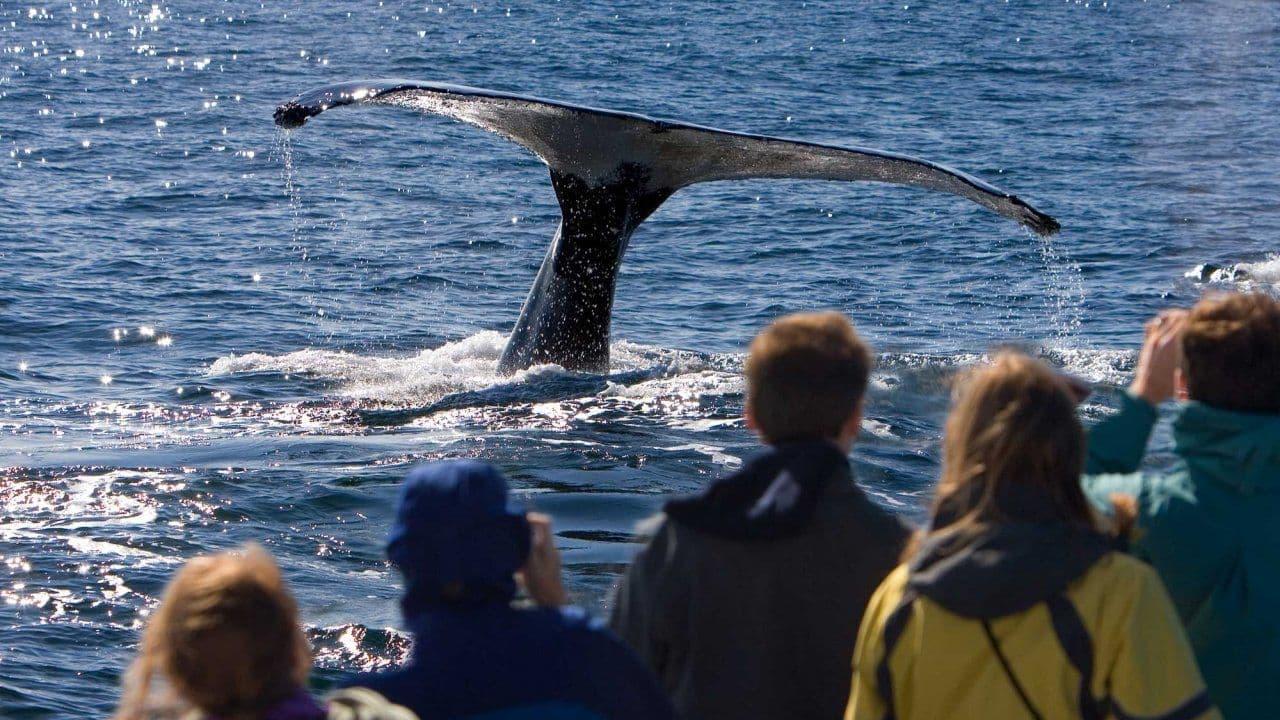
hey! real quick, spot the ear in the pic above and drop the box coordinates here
[835,401,864,451]
[744,399,757,432]
[1174,367,1190,401]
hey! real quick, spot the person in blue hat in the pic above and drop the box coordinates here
[346,460,677,720]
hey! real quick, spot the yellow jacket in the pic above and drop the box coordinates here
[847,531,1219,720]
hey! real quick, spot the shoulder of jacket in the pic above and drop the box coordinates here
[884,562,911,588]
[1073,552,1159,607]
[1088,550,1150,578]
[873,564,912,609]
[325,688,419,720]
[633,511,668,540]
[1129,469,1204,528]
[815,487,913,543]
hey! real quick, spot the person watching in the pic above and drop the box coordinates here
[848,352,1218,720]
[610,311,911,720]
[115,545,416,720]
[347,460,676,720]
[1085,292,1280,720]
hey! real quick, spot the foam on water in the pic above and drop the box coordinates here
[0,469,180,538]
[210,331,520,404]
[209,332,732,407]
[209,330,1137,413]
[1040,346,1135,386]
[1186,255,1280,291]
[1237,256,1280,285]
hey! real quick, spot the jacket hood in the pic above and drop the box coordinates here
[1174,401,1280,494]
[664,439,850,541]
[908,486,1112,619]
[386,460,530,613]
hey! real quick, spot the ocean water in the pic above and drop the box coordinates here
[1,1,1278,716]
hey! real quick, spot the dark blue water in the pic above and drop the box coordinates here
[2,1,1278,716]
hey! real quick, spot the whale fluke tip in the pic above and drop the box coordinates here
[1009,196,1061,236]
[274,101,318,129]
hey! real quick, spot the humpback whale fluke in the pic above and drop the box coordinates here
[275,80,1060,373]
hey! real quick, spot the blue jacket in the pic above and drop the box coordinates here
[349,461,677,720]
[1085,392,1280,720]
[350,604,675,720]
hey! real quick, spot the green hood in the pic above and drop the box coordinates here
[1174,402,1280,494]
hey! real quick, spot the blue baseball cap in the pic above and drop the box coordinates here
[386,460,531,612]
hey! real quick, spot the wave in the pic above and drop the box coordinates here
[209,332,724,407]
[309,623,412,672]
[202,332,1137,433]
[877,347,1133,387]
[1186,255,1280,290]
[0,469,179,538]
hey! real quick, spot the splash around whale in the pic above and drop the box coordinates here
[275,80,1060,374]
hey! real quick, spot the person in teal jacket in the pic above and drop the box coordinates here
[1085,292,1280,720]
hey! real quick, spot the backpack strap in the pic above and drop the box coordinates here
[876,589,917,720]
[981,620,1045,720]
[1045,594,1106,720]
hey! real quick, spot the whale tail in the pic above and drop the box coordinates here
[275,81,1060,372]
[275,80,1059,235]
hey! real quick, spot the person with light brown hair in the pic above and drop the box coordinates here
[610,311,910,720]
[848,352,1218,720]
[115,545,416,720]
[1085,291,1280,720]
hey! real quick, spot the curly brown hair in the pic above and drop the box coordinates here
[1182,292,1280,413]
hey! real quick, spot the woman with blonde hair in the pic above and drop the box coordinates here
[116,545,414,720]
[846,352,1219,720]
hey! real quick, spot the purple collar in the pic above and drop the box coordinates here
[208,689,326,720]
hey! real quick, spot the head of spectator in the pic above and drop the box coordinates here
[387,460,565,615]
[930,351,1100,542]
[116,545,320,720]
[744,311,873,452]
[1179,291,1280,413]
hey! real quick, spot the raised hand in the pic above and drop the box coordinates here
[1131,310,1188,406]
[517,512,570,608]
